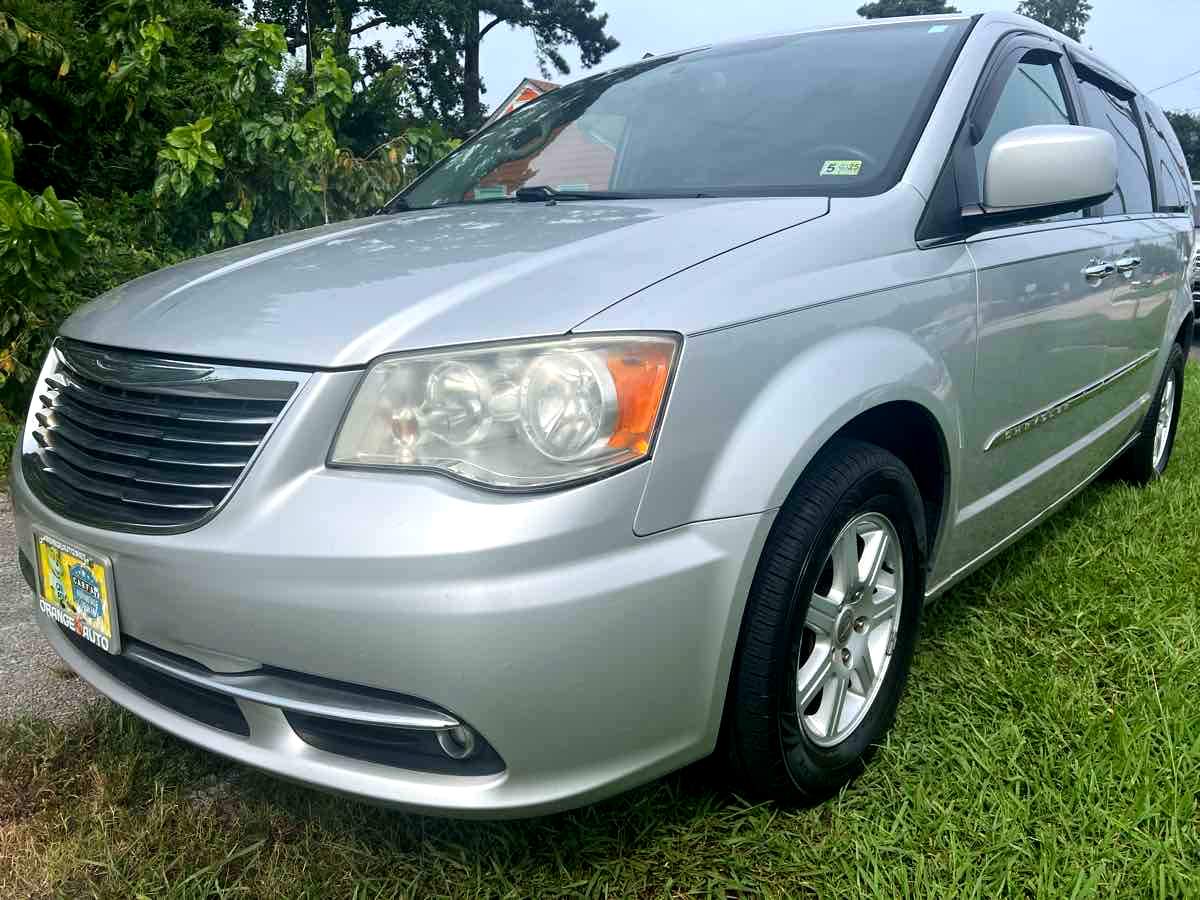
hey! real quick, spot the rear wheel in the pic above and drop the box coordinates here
[724,438,925,805]
[1116,344,1184,484]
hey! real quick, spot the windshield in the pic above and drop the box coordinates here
[400,20,970,209]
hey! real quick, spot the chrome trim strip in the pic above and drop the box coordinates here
[926,428,1143,601]
[123,642,460,731]
[56,340,299,400]
[983,350,1156,452]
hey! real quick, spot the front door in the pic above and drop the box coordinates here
[949,49,1144,572]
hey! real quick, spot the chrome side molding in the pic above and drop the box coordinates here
[983,349,1156,452]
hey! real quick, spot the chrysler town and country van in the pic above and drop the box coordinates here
[12,12,1195,816]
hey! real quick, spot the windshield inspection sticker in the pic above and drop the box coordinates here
[819,160,863,177]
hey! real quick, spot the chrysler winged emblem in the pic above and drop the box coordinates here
[55,341,215,387]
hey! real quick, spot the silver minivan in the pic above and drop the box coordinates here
[11,12,1195,817]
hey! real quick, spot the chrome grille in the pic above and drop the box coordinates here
[22,340,302,532]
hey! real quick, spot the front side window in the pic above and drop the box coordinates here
[975,55,1072,191]
[400,20,970,208]
[1077,75,1153,216]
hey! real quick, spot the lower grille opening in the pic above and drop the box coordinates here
[56,624,503,775]
[285,711,506,776]
[59,627,250,737]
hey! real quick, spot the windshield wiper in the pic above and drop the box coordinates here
[514,185,670,202]
[377,195,411,214]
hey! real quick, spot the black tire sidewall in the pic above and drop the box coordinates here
[776,479,924,796]
[725,439,926,805]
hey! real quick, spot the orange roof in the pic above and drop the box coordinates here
[485,78,561,126]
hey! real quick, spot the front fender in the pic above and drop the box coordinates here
[635,314,971,538]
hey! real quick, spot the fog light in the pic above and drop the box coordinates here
[437,725,476,759]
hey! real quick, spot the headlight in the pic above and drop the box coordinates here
[329,334,680,489]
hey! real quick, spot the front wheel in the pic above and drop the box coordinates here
[724,438,926,806]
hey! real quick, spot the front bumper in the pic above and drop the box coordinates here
[11,369,772,816]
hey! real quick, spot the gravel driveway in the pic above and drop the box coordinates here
[0,499,99,724]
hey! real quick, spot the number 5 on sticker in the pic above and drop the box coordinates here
[819,160,862,176]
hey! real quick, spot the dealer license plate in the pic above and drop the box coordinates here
[33,532,120,654]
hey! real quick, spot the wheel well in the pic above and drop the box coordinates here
[1176,312,1194,358]
[833,401,948,562]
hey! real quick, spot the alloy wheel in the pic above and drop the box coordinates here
[1153,370,1176,471]
[792,512,903,747]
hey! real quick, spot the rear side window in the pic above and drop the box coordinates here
[1076,75,1153,215]
[1139,104,1190,213]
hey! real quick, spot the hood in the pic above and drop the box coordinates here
[62,197,828,368]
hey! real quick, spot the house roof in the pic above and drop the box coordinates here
[485,78,561,126]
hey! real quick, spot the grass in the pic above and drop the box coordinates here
[3,366,1200,899]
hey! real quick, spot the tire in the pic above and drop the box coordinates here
[1116,343,1184,484]
[724,437,926,806]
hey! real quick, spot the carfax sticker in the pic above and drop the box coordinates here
[819,160,863,177]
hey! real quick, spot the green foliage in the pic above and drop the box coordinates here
[1165,111,1200,178]
[0,0,465,431]
[0,11,70,77]
[314,47,353,116]
[1015,0,1092,41]
[3,0,243,197]
[69,193,183,306]
[857,0,959,17]
[99,1,176,122]
[250,0,618,134]
[224,20,287,101]
[0,146,84,413]
[0,10,72,169]
[404,121,460,172]
[155,117,223,199]
[153,23,457,249]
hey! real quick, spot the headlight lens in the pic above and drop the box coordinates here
[329,334,679,488]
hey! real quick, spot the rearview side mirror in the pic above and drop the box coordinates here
[975,124,1117,224]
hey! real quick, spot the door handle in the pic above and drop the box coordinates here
[1082,260,1115,280]
[1114,256,1142,273]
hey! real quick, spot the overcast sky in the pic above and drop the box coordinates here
[472,1,1200,115]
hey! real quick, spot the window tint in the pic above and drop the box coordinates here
[1077,76,1153,215]
[975,57,1071,191]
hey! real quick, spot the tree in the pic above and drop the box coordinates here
[857,0,959,18]
[1165,111,1200,178]
[153,22,458,247]
[1015,0,1092,42]
[251,0,619,133]
[0,13,85,412]
[457,1,618,130]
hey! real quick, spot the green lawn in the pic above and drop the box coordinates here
[3,365,1200,899]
